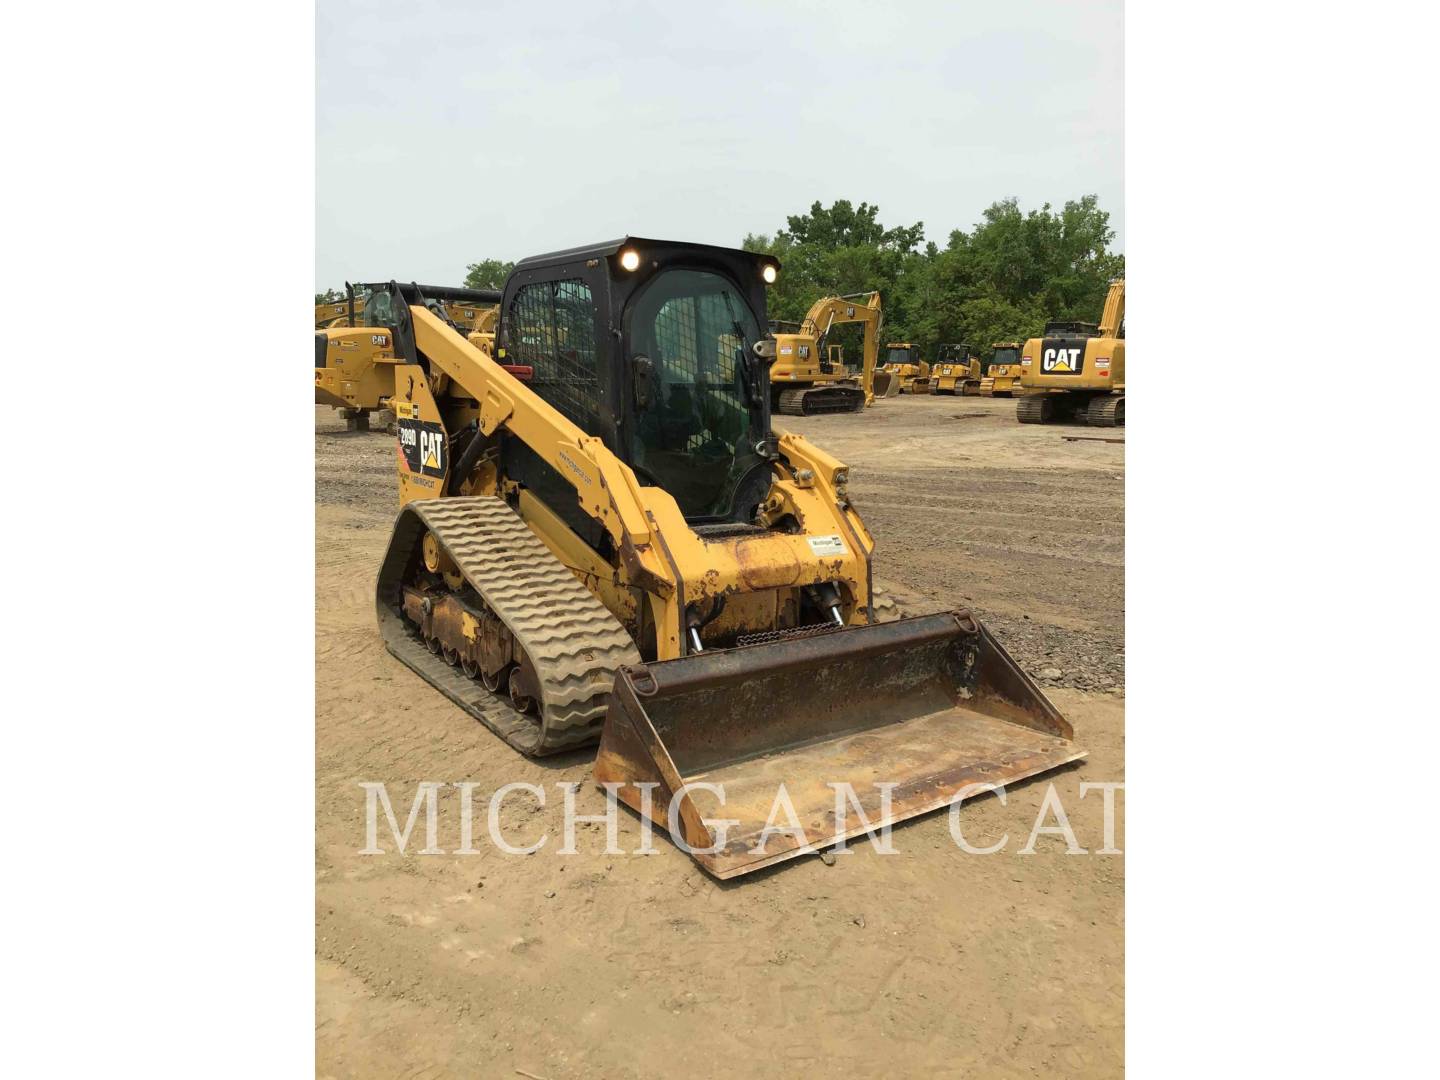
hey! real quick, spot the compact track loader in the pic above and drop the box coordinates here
[1016,279,1125,426]
[769,291,887,414]
[315,282,500,430]
[369,239,1083,878]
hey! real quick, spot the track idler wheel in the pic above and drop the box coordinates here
[1086,395,1124,427]
[508,656,540,715]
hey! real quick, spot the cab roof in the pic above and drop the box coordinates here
[514,236,780,274]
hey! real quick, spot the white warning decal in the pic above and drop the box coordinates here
[807,535,847,556]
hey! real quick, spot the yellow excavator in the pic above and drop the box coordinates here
[769,291,892,414]
[315,282,501,430]
[364,238,1083,878]
[930,343,982,395]
[441,298,497,333]
[1017,279,1125,426]
[979,342,1023,397]
[318,290,490,332]
[316,296,356,329]
[879,342,932,394]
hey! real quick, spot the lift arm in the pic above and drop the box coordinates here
[407,304,679,598]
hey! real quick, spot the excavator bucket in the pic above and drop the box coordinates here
[594,611,1084,878]
[873,370,900,397]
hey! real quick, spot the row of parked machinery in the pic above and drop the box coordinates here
[315,276,1125,433]
[877,340,1026,398]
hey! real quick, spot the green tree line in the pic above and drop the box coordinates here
[320,196,1122,355]
[743,195,1124,356]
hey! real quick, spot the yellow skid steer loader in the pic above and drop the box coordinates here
[369,239,1083,878]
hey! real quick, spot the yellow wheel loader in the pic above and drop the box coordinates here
[368,238,1083,878]
[930,343,983,395]
[315,282,501,431]
[769,291,889,414]
[880,343,932,394]
[979,342,1023,397]
[1016,279,1125,426]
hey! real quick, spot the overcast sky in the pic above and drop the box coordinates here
[317,0,1122,290]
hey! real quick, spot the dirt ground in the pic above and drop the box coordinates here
[316,393,1124,1078]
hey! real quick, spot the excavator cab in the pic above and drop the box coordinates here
[373,238,1084,877]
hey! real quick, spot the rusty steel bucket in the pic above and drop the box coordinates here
[873,370,901,398]
[593,611,1085,878]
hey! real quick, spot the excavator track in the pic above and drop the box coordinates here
[1016,395,1053,424]
[776,385,866,416]
[376,496,640,756]
[1086,394,1125,427]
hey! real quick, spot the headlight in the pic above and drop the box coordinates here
[762,264,778,284]
[619,248,641,272]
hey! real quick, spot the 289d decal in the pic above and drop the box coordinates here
[397,419,447,478]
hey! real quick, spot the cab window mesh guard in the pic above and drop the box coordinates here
[651,293,743,451]
[508,280,599,432]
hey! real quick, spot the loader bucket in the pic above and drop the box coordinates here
[593,611,1084,878]
[873,370,900,397]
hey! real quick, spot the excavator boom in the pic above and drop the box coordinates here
[1097,279,1125,338]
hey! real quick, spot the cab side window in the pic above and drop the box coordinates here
[506,280,599,432]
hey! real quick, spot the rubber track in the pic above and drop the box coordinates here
[869,585,900,623]
[376,497,639,756]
